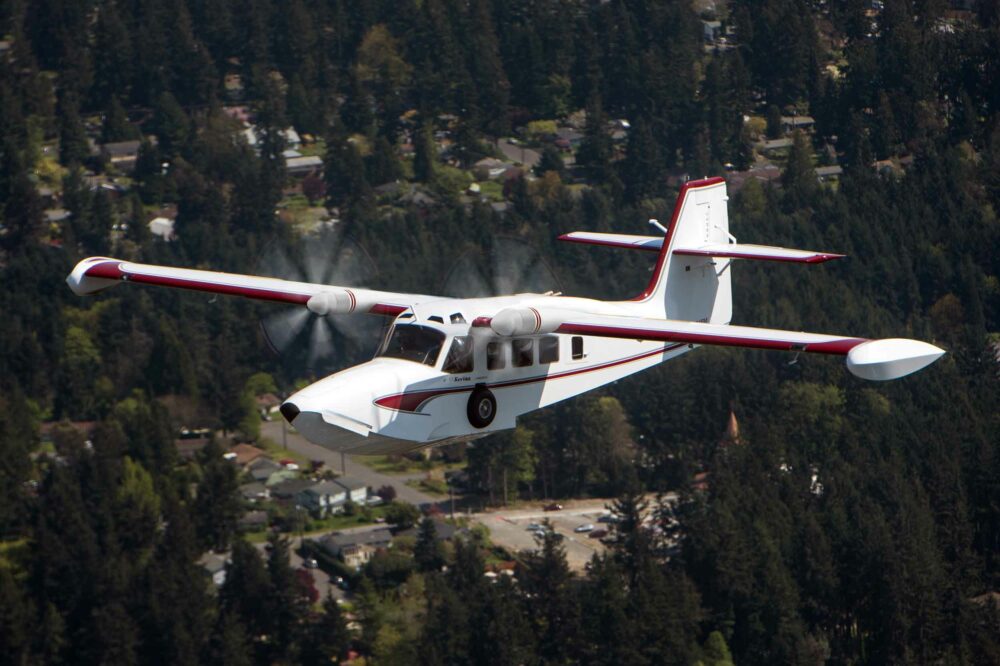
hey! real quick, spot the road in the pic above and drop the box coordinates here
[260,420,440,507]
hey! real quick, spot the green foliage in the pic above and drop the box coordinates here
[384,501,421,530]
[193,441,242,551]
[243,372,278,396]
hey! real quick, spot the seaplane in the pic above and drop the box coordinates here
[68,177,945,455]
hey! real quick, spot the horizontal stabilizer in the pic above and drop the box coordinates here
[559,232,843,264]
[673,243,844,264]
[558,231,663,251]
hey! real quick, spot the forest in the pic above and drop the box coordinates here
[1,0,999,664]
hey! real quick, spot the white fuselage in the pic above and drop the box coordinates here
[283,294,692,455]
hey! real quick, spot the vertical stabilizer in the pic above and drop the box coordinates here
[632,177,732,323]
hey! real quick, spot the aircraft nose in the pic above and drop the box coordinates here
[279,401,300,423]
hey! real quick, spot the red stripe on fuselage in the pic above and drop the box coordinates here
[373,343,685,413]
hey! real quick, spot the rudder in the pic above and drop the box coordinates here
[632,177,732,324]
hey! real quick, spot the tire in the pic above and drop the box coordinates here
[467,385,497,428]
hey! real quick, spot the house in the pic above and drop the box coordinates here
[320,527,393,568]
[552,127,584,151]
[758,137,794,153]
[334,477,369,505]
[703,19,722,42]
[255,393,281,417]
[296,477,368,516]
[399,188,437,208]
[238,510,268,532]
[496,139,540,168]
[285,155,323,176]
[726,164,782,193]
[780,115,816,133]
[44,209,71,225]
[100,140,142,172]
[248,456,283,483]
[474,157,514,180]
[815,165,843,182]
[39,421,97,443]
[239,481,270,502]
[229,443,267,468]
[174,429,212,460]
[270,478,317,502]
[398,517,461,542]
[199,553,229,587]
[243,126,301,151]
[297,480,349,517]
[263,469,299,487]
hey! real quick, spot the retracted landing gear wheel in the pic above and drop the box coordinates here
[467,385,496,428]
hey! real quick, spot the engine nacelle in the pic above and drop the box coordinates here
[307,290,357,316]
[488,307,564,337]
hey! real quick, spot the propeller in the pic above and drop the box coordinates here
[256,226,380,373]
[441,236,562,298]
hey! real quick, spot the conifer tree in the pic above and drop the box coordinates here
[414,517,445,572]
[301,592,351,666]
[413,122,437,183]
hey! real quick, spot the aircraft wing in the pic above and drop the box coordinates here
[464,306,939,380]
[67,256,432,316]
[550,313,943,380]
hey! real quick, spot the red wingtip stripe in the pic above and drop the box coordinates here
[85,261,311,304]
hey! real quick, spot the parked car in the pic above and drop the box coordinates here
[526,523,544,532]
[303,557,319,569]
[543,503,563,511]
[589,529,608,539]
[574,523,595,533]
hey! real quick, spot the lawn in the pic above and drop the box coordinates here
[358,454,466,476]
[257,436,310,466]
[405,477,450,497]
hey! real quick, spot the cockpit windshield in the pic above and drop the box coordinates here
[378,325,446,367]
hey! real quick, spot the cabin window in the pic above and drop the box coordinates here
[512,339,534,367]
[379,325,445,367]
[539,336,560,364]
[428,315,444,323]
[442,336,475,374]
[487,341,505,370]
[571,336,584,360]
[450,313,467,324]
